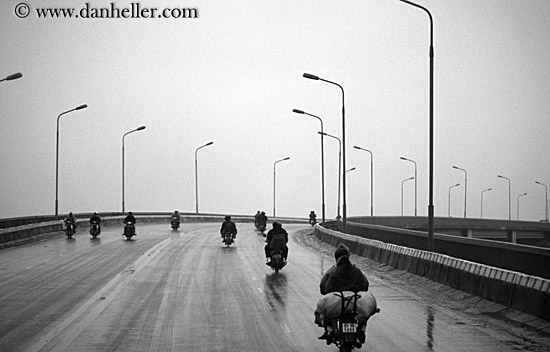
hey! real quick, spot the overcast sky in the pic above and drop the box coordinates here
[1,0,549,221]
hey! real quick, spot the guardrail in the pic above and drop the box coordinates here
[315,223,550,321]
[339,220,550,280]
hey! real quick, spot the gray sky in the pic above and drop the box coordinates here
[1,0,549,221]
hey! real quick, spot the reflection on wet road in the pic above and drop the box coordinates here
[0,222,538,351]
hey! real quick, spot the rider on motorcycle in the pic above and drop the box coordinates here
[264,222,288,264]
[89,212,101,234]
[318,243,370,345]
[254,210,261,227]
[64,212,77,232]
[220,215,237,241]
[172,210,181,221]
[258,211,268,228]
[124,211,136,224]
[309,210,317,224]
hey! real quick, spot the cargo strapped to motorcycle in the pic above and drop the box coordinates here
[335,291,360,314]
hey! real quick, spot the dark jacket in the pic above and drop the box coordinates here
[319,257,370,295]
[124,214,136,224]
[220,220,237,235]
[266,227,288,249]
[89,215,101,224]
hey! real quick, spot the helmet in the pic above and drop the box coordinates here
[334,243,350,260]
[272,222,281,228]
[94,212,98,215]
[225,215,231,221]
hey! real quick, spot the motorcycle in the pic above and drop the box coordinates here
[268,248,286,273]
[171,217,180,230]
[123,221,135,240]
[223,232,234,247]
[64,221,75,239]
[256,221,266,234]
[309,218,317,226]
[89,222,100,238]
[330,293,380,352]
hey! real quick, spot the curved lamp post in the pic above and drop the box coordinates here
[195,141,214,214]
[535,181,548,222]
[55,104,88,217]
[273,157,290,217]
[452,165,467,218]
[399,0,434,250]
[448,183,460,217]
[319,131,342,220]
[497,175,511,220]
[401,176,415,216]
[481,188,492,219]
[122,126,146,213]
[354,146,374,216]
[517,193,528,220]
[293,108,325,223]
[0,72,22,82]
[400,157,417,216]
[303,73,347,228]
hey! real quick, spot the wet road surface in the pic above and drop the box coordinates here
[0,222,545,351]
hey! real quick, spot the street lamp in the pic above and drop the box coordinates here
[399,0,435,251]
[55,104,88,217]
[535,181,548,222]
[354,145,374,216]
[452,165,467,218]
[481,188,492,219]
[0,72,22,82]
[448,183,460,217]
[400,157,417,216]
[293,108,325,223]
[401,176,415,216]
[303,73,347,228]
[517,193,528,220]
[319,131,342,220]
[195,141,214,214]
[497,175,511,220]
[122,126,146,213]
[273,156,290,217]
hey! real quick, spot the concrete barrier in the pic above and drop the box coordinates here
[314,224,550,321]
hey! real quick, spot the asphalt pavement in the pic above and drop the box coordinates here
[0,222,547,351]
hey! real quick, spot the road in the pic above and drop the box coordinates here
[0,222,546,351]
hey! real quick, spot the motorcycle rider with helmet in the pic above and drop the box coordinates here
[309,210,317,225]
[264,222,288,265]
[220,215,237,241]
[172,210,181,221]
[89,212,101,235]
[318,243,370,346]
[64,212,77,233]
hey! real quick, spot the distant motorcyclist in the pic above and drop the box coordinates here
[172,210,181,221]
[309,210,317,225]
[89,212,101,234]
[254,210,261,227]
[220,215,237,241]
[265,222,288,264]
[258,211,268,229]
[124,212,136,224]
[64,212,77,232]
[318,243,370,345]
